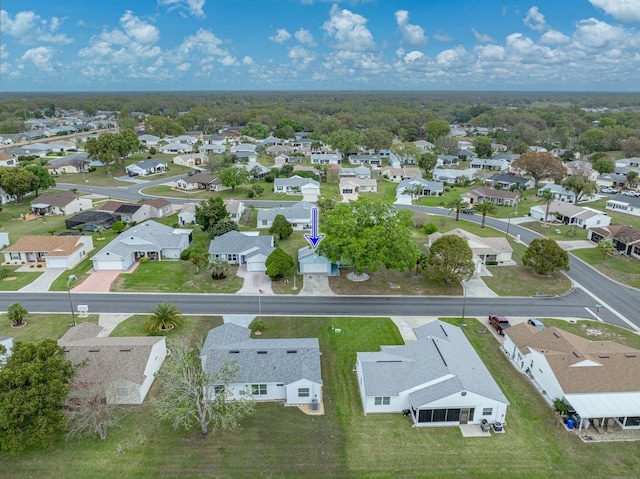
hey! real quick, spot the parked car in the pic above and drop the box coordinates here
[622,190,640,197]
[600,187,617,194]
[128,171,140,177]
[461,208,475,214]
[527,318,547,330]
[488,314,511,335]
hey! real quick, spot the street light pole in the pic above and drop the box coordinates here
[67,275,77,327]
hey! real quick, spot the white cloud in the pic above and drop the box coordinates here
[0,44,8,60]
[21,46,56,71]
[436,46,469,67]
[524,6,547,33]
[219,55,238,66]
[120,11,160,45]
[176,62,191,71]
[404,50,424,62]
[288,45,316,68]
[540,30,570,45]
[474,44,505,61]
[589,0,640,23]
[177,29,226,56]
[158,0,206,18]
[471,28,495,43]
[1,10,73,45]
[322,4,375,51]
[572,18,628,49]
[433,31,453,42]
[269,28,292,43]
[242,56,254,65]
[395,10,427,47]
[295,28,316,46]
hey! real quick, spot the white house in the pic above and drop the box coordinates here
[159,142,193,154]
[178,203,196,225]
[59,323,166,405]
[428,228,513,266]
[92,220,192,271]
[0,152,17,168]
[432,168,476,185]
[537,183,596,203]
[273,176,320,202]
[225,199,245,222]
[45,153,90,174]
[588,224,640,259]
[381,166,422,183]
[125,158,167,176]
[200,323,323,406]
[173,153,207,168]
[176,173,223,191]
[397,177,444,201]
[257,201,314,231]
[339,166,371,179]
[356,321,509,426]
[349,154,382,167]
[470,158,510,171]
[208,231,274,272]
[31,191,93,216]
[3,235,94,269]
[503,323,640,432]
[606,194,640,218]
[339,178,378,201]
[530,201,611,229]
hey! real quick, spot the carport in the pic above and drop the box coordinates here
[566,392,640,432]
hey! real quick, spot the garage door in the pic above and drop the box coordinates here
[302,263,327,274]
[93,259,124,271]
[247,261,266,272]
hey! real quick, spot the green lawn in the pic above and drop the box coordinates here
[110,314,223,344]
[141,180,295,202]
[571,248,640,289]
[520,221,590,241]
[0,314,99,343]
[3,316,640,478]
[582,197,640,230]
[110,260,243,293]
[0,201,68,237]
[0,266,44,291]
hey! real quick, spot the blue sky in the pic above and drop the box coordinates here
[1,0,640,92]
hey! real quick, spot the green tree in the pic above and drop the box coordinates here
[111,220,125,233]
[317,196,336,212]
[511,152,565,188]
[25,164,56,197]
[273,125,296,139]
[434,135,459,155]
[538,188,555,227]
[577,129,605,154]
[427,235,474,284]
[363,128,394,153]
[473,200,498,228]
[626,171,639,189]
[265,248,295,280]
[208,219,238,238]
[195,197,229,231]
[418,152,438,173]
[209,257,230,280]
[390,142,421,165]
[422,222,438,235]
[591,157,615,175]
[0,339,74,453]
[324,129,362,160]
[276,118,302,132]
[269,214,293,240]
[622,137,640,158]
[7,302,27,326]
[241,122,269,139]
[319,197,419,274]
[219,167,249,191]
[561,175,598,204]
[191,252,210,274]
[85,130,140,172]
[522,238,569,275]
[156,339,254,436]
[472,136,493,158]
[425,119,450,142]
[596,238,616,259]
[144,302,183,333]
[0,167,39,204]
[446,198,469,222]
[144,116,185,137]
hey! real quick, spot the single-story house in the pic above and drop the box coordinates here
[597,173,630,189]
[142,198,172,218]
[176,173,223,191]
[428,228,513,266]
[173,153,206,168]
[397,177,444,198]
[339,178,377,201]
[530,201,611,229]
[204,134,226,145]
[503,323,640,432]
[230,143,257,154]
[266,145,295,156]
[339,166,371,179]
[616,157,640,169]
[178,203,196,225]
[273,176,320,202]
[92,220,192,271]
[138,134,160,145]
[381,166,422,182]
[588,224,640,259]
[59,322,166,405]
[158,142,193,154]
[485,173,534,191]
[311,153,342,165]
[257,201,314,231]
[470,158,510,171]
[349,154,382,167]
[2,235,94,269]
[0,152,17,168]
[436,155,460,167]
[198,144,227,154]
[225,199,245,222]
[65,211,118,231]
[606,194,640,218]
[565,161,598,181]
[208,231,274,272]
[462,186,519,207]
[413,140,434,151]
[537,183,596,204]
[125,158,167,176]
[432,168,476,185]
[200,323,323,405]
[31,191,93,216]
[298,246,337,275]
[235,162,270,180]
[356,320,509,426]
[113,203,148,224]
[0,187,16,206]
[45,152,90,174]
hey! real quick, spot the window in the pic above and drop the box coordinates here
[374,396,390,406]
[298,388,310,398]
[261,220,268,226]
[10,252,20,260]
[214,385,225,395]
[483,408,493,416]
[252,384,267,395]
[116,388,128,398]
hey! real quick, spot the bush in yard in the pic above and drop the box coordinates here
[0,266,12,279]
[422,222,438,235]
[522,238,569,275]
[251,318,265,333]
[7,302,28,326]
[265,248,294,280]
[112,221,125,233]
[208,219,238,239]
[269,214,293,240]
[144,302,183,332]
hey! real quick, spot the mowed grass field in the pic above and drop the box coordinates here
[2,316,640,478]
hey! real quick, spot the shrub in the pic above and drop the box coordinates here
[0,266,12,279]
[251,318,265,333]
[139,256,149,263]
[422,222,438,235]
[112,221,125,233]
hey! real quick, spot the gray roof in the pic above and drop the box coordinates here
[257,201,314,223]
[201,323,322,386]
[397,177,443,193]
[208,231,274,258]
[131,158,167,169]
[93,220,191,260]
[488,173,530,185]
[357,321,508,406]
[46,152,89,168]
[608,194,640,207]
[274,175,320,188]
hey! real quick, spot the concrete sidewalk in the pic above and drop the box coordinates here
[18,268,66,292]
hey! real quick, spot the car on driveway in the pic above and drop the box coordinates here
[527,318,547,330]
[600,187,617,194]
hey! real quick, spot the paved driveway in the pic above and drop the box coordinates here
[299,274,335,296]
[236,264,273,294]
[18,268,66,292]
[72,270,121,293]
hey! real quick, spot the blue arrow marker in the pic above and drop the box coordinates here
[304,206,324,249]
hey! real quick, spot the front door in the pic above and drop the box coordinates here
[460,409,470,425]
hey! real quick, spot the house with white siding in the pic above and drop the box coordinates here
[2,235,94,269]
[529,201,611,229]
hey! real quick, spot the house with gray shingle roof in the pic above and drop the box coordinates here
[125,158,167,176]
[208,231,274,272]
[396,177,443,201]
[273,175,320,202]
[92,220,192,271]
[200,323,323,405]
[59,322,166,404]
[356,320,508,426]
[45,152,90,174]
[257,201,314,231]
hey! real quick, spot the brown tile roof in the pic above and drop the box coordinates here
[3,235,83,256]
[143,198,171,209]
[31,191,78,207]
[590,224,640,245]
[467,186,519,199]
[506,323,640,394]
[0,152,16,161]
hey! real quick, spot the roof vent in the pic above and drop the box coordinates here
[287,350,297,354]
[257,351,267,355]
[88,348,100,352]
[598,354,610,358]
[120,348,132,352]
[572,351,582,358]
[625,353,637,358]
[229,350,239,354]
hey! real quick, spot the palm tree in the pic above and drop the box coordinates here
[94,225,105,239]
[7,302,28,327]
[538,189,555,228]
[414,253,429,276]
[473,200,498,228]
[446,198,469,221]
[208,257,230,280]
[626,171,638,190]
[144,302,183,332]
